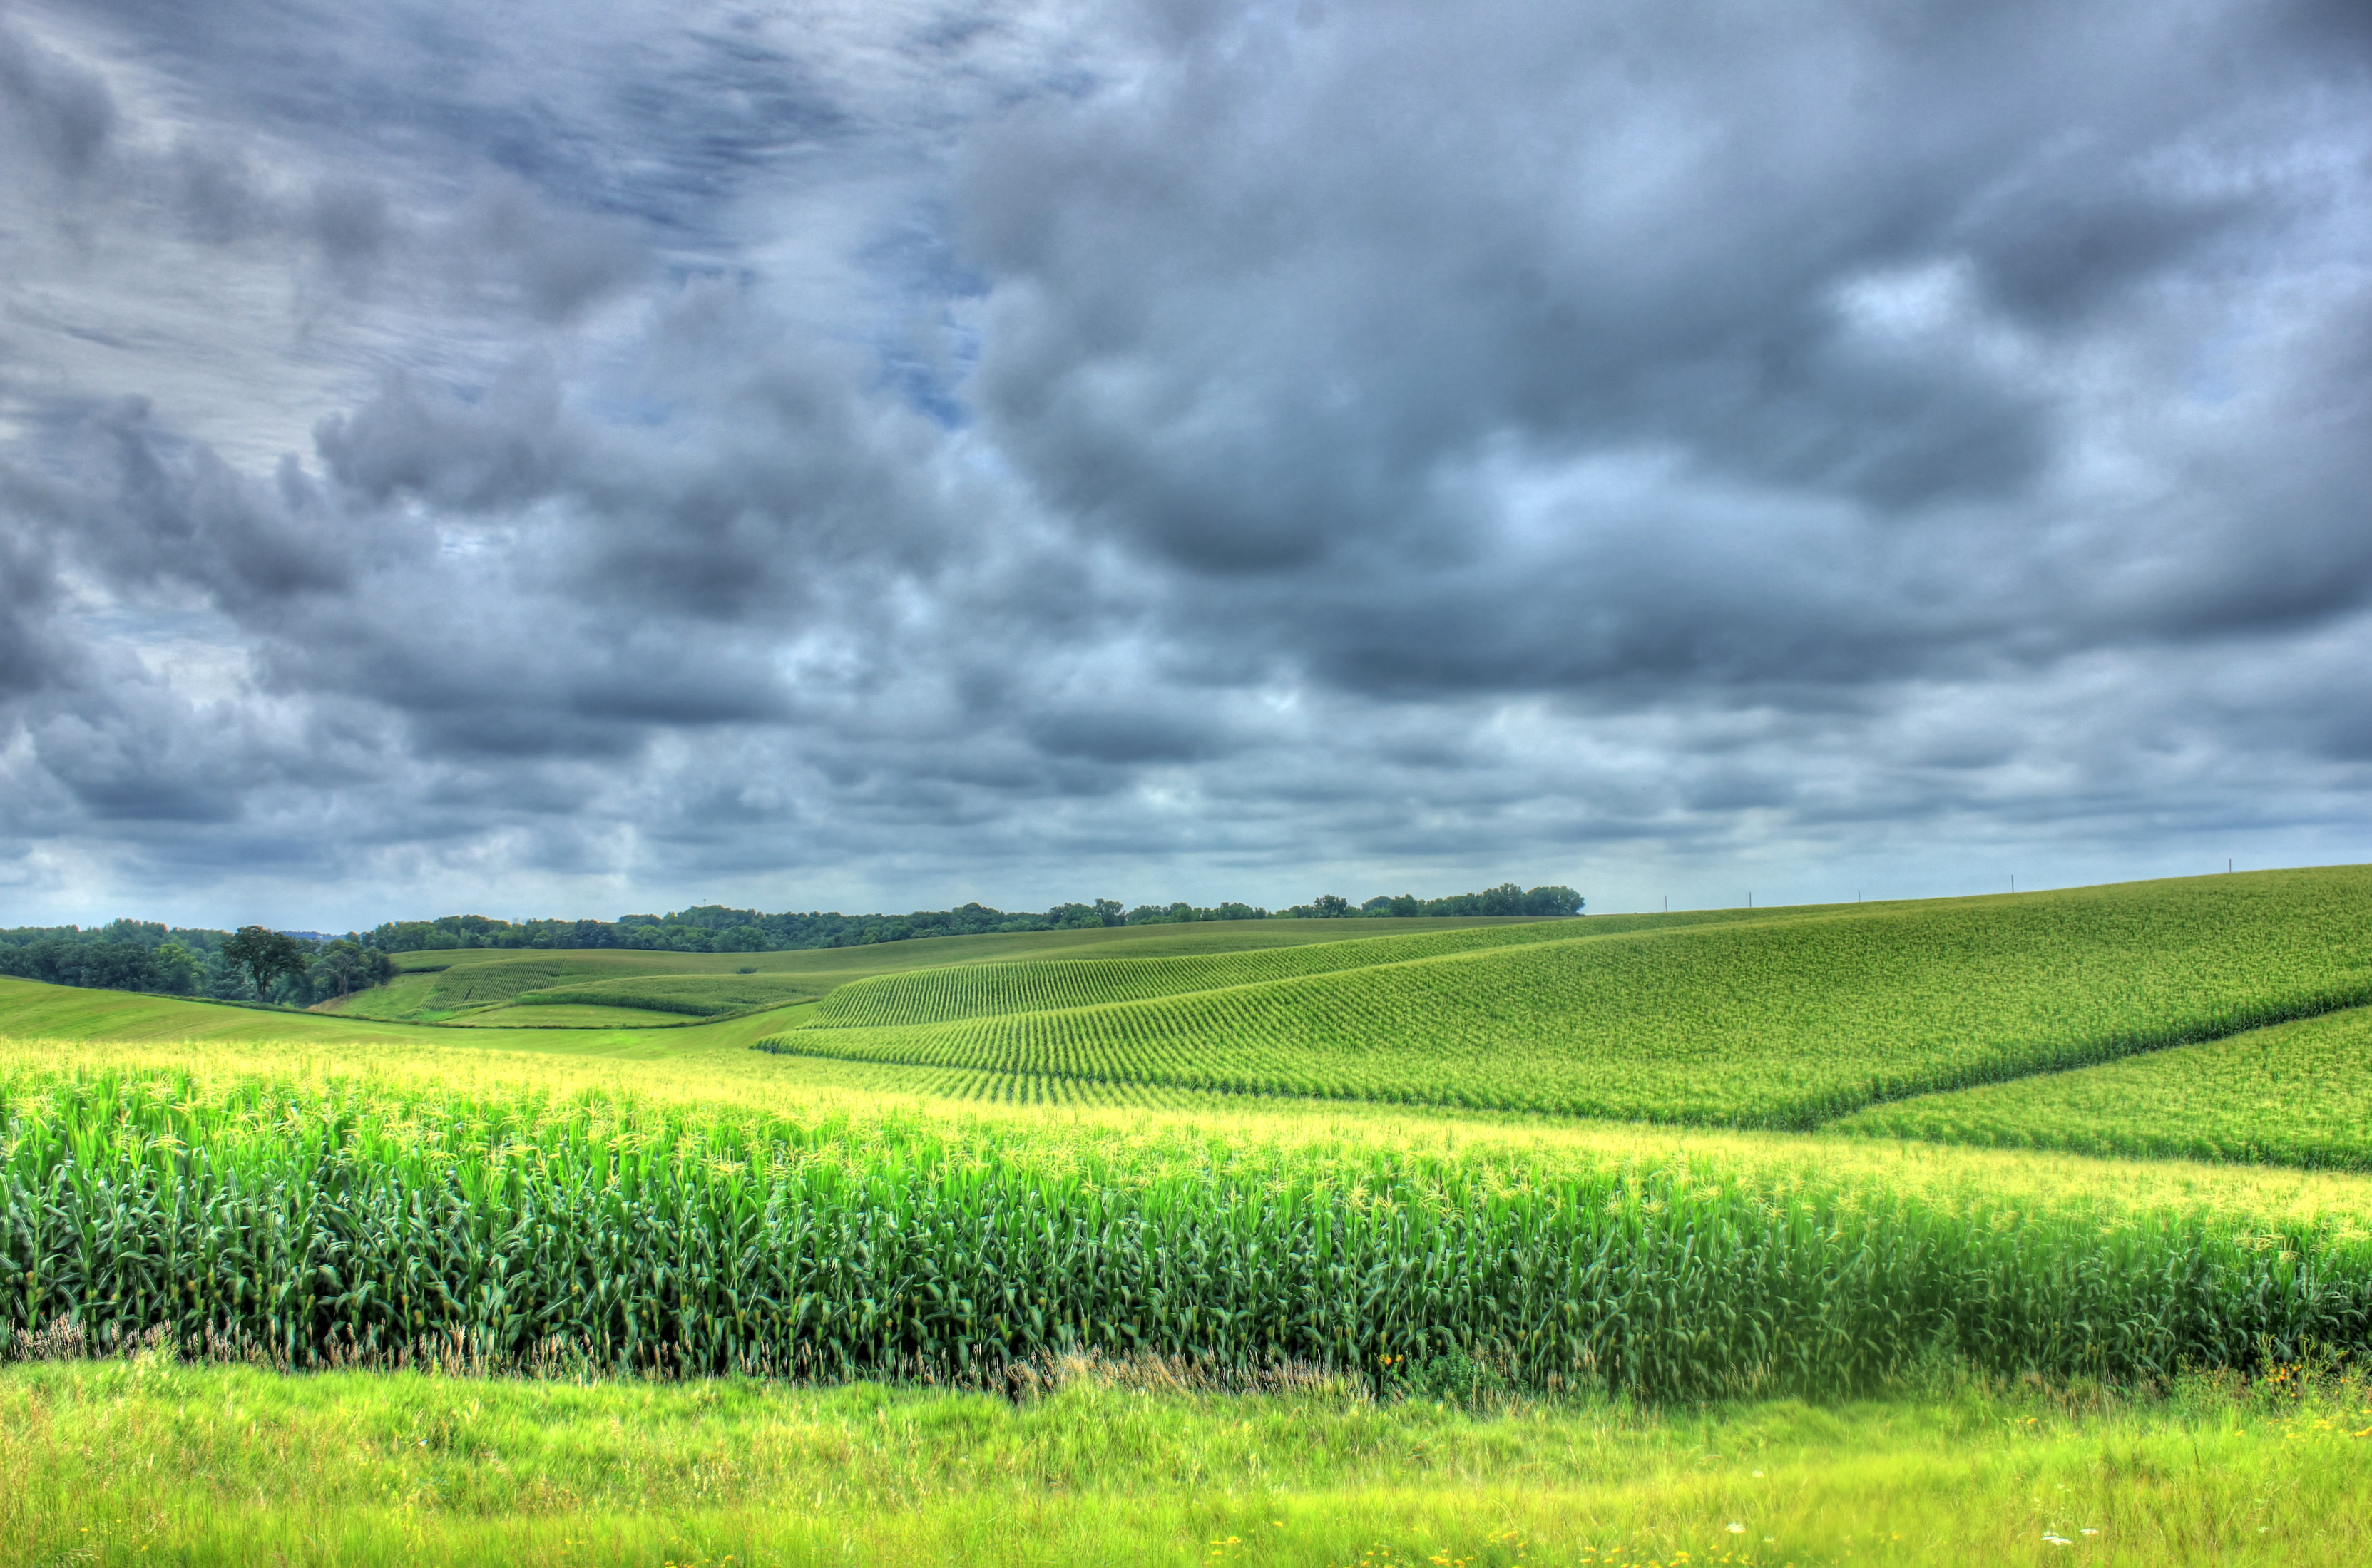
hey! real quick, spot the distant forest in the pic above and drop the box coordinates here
[0,920,389,1010]
[0,883,1581,1005]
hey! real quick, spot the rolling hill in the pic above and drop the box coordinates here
[14,867,2372,1154]
[760,868,2372,1127]
[348,915,1560,1025]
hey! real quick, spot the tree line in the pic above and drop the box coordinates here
[0,921,393,1008]
[364,884,1581,952]
[0,883,1580,1002]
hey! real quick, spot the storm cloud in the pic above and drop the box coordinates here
[2,0,2369,926]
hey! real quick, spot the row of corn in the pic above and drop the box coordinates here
[6,1069,2370,1397]
[767,869,2372,1127]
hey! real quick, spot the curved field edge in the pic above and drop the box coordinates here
[797,896,1907,1034]
[341,919,1583,1024]
[1826,1002,2372,1170]
[9,1059,2372,1400]
[804,919,1595,1029]
[756,868,2372,1128]
[384,916,1578,979]
[513,975,820,1016]
[796,903,1881,1032]
[0,975,812,1055]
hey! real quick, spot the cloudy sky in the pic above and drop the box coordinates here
[3,0,2369,930]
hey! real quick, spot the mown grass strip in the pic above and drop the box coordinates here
[516,975,820,1018]
[8,1358,2372,1567]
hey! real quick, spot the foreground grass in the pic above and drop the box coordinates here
[3,1358,2368,1566]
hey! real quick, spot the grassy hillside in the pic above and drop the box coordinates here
[314,960,730,1023]
[809,919,1595,1028]
[763,868,2372,1127]
[0,975,801,1057]
[310,970,444,1020]
[804,902,1945,1032]
[421,954,704,1010]
[19,868,2372,1141]
[514,972,822,1016]
[362,908,1886,1028]
[0,977,439,1046]
[435,1002,701,1028]
[1830,1002,2372,1169]
[361,917,1561,1025]
[386,916,1558,978]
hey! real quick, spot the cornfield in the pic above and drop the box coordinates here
[8,1066,2371,1399]
[1835,1001,2372,1169]
[809,921,1591,1030]
[765,870,2372,1126]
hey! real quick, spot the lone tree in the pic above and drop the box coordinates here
[222,926,308,1000]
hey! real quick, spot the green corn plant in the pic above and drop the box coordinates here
[6,1067,2371,1400]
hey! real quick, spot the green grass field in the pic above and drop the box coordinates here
[804,919,1597,1028]
[0,975,805,1056]
[382,916,1554,976]
[387,953,815,1021]
[340,917,1553,1027]
[514,972,825,1016]
[11,868,2372,1563]
[7,1355,2368,1567]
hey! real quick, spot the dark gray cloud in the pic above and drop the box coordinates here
[1,0,2370,925]
[968,1,2372,685]
[0,19,115,181]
